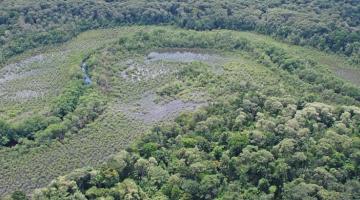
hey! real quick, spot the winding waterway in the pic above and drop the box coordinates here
[81,62,92,85]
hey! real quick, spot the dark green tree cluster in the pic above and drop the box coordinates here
[0,114,60,146]
[1,0,359,64]
[31,86,360,199]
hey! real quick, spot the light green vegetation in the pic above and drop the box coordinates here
[0,26,359,197]
[232,31,360,86]
[0,27,129,121]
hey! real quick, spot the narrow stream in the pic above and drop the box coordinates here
[81,62,92,85]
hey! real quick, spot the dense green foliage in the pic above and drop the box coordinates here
[0,78,105,147]
[26,28,360,200]
[1,0,359,65]
[32,100,360,199]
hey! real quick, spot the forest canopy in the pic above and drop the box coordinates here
[0,0,359,64]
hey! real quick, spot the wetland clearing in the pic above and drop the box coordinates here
[1,26,359,198]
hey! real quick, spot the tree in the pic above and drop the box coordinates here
[134,158,150,179]
[227,132,249,156]
[272,138,296,158]
[199,174,222,199]
[148,166,169,189]
[283,179,322,200]
[106,151,132,179]
[11,191,28,200]
[91,168,119,188]
[0,119,12,146]
[33,177,87,200]
[140,142,159,158]
[115,179,148,200]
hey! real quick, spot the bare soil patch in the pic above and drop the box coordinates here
[116,92,205,124]
[333,67,360,87]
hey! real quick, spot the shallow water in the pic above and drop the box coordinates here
[147,50,220,63]
[81,62,92,85]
